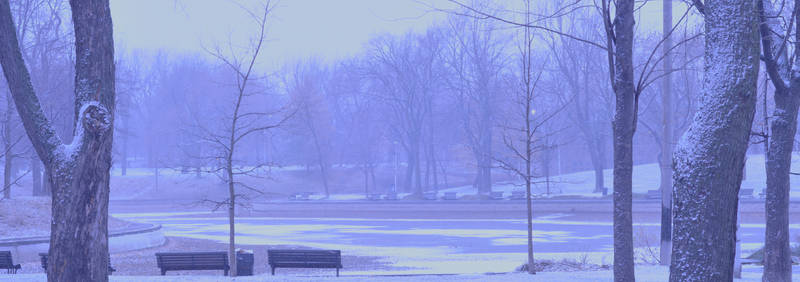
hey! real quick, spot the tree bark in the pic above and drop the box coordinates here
[0,0,115,281]
[669,1,760,280]
[763,66,797,282]
[227,154,237,276]
[608,0,636,280]
[759,1,799,280]
[31,153,42,196]
[3,92,12,199]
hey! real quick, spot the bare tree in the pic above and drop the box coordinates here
[285,59,334,198]
[0,0,115,281]
[757,0,798,281]
[367,30,444,196]
[493,0,538,271]
[443,7,508,195]
[599,0,637,279]
[544,7,612,194]
[670,1,761,280]
[201,1,284,276]
[329,60,386,196]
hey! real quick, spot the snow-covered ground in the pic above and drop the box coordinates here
[114,211,792,275]
[439,153,800,199]
[0,265,773,281]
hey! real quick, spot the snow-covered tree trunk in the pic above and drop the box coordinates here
[758,1,798,281]
[0,0,115,281]
[669,0,760,280]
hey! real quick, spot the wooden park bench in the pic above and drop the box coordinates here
[490,191,504,200]
[443,192,458,200]
[739,188,754,199]
[511,190,526,200]
[268,249,342,277]
[423,191,437,200]
[0,251,21,274]
[646,190,661,199]
[155,252,229,276]
[39,253,116,274]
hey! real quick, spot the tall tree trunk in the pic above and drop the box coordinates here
[759,1,799,280]
[476,105,493,194]
[309,123,330,198]
[31,154,41,196]
[592,156,604,193]
[2,146,10,199]
[3,92,12,199]
[430,148,438,192]
[227,154,237,276]
[607,0,636,280]
[43,167,51,195]
[404,150,413,193]
[413,141,422,196]
[588,136,606,193]
[659,0,673,266]
[0,1,116,281]
[763,78,797,282]
[121,115,127,176]
[670,1,760,280]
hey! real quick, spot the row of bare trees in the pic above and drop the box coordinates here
[442,0,799,282]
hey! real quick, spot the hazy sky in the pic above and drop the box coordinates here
[109,0,694,72]
[110,0,452,71]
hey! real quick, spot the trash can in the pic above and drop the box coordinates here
[236,252,254,276]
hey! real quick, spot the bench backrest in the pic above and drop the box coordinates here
[39,253,114,271]
[268,250,341,265]
[156,252,228,268]
[0,251,13,267]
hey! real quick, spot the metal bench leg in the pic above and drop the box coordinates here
[336,268,339,277]
[224,269,228,276]
[161,269,166,276]
[271,267,275,275]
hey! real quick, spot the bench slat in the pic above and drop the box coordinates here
[268,249,341,277]
[155,252,229,276]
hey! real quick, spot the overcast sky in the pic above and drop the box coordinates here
[109,0,694,72]
[110,0,454,71]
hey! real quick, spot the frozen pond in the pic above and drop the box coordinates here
[115,212,797,274]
